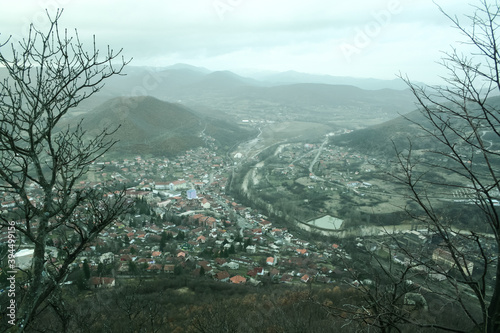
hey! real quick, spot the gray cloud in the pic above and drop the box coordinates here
[0,0,478,84]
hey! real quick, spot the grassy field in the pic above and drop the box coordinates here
[260,121,334,142]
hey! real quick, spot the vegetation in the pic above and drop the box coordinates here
[0,11,129,331]
[338,1,500,331]
[203,118,257,152]
[1,1,499,332]
[76,96,204,157]
[10,275,477,333]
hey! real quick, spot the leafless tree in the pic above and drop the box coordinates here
[325,2,500,331]
[0,10,130,332]
[391,0,500,331]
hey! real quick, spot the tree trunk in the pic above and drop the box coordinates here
[20,231,47,330]
[487,257,500,332]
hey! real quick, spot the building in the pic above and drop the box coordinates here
[154,182,171,190]
[306,215,344,230]
[187,189,197,200]
[230,275,246,284]
[169,180,188,191]
[89,277,116,288]
[15,249,34,270]
[432,248,474,275]
[215,271,230,282]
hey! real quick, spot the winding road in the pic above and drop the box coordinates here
[308,137,329,180]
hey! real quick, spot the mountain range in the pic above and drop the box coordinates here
[87,64,418,127]
[2,63,425,156]
[64,96,255,157]
[246,69,411,90]
[1,64,417,122]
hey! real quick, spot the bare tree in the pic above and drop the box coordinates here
[0,10,130,332]
[392,0,500,332]
[324,2,500,332]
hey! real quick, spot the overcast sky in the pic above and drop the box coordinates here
[0,0,478,84]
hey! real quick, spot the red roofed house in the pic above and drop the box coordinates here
[230,275,246,284]
[120,255,132,262]
[301,274,311,283]
[169,180,188,190]
[296,248,308,256]
[89,277,115,288]
[259,220,272,230]
[247,267,264,278]
[266,257,276,266]
[164,264,175,274]
[215,271,230,282]
[147,264,163,272]
[197,261,212,273]
[253,228,263,236]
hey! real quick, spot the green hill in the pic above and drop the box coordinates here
[330,110,425,155]
[331,95,500,156]
[203,117,258,151]
[246,83,415,112]
[77,96,204,157]
[61,96,256,157]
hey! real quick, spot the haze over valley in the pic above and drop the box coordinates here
[2,2,500,332]
[53,63,420,157]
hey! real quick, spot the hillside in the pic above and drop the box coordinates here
[70,96,203,157]
[331,96,500,155]
[254,70,411,90]
[63,96,256,157]
[330,110,423,155]
[69,66,417,127]
[244,83,414,110]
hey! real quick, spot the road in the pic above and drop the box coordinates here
[308,136,329,180]
[481,130,494,150]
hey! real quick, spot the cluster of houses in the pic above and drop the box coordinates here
[270,142,380,191]
[1,144,493,293]
[81,208,351,287]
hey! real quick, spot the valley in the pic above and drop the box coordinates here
[3,0,500,329]
[2,64,499,332]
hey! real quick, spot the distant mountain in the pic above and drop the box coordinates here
[94,67,417,126]
[99,66,207,98]
[164,63,211,74]
[171,75,416,124]
[185,70,264,91]
[246,70,412,90]
[10,64,417,130]
[204,83,418,125]
[244,83,414,109]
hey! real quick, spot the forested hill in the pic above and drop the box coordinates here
[330,95,500,156]
[63,96,254,157]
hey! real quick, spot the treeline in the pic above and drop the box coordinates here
[19,274,477,333]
